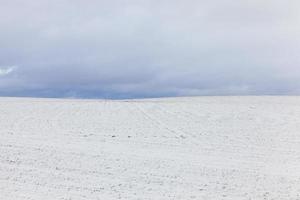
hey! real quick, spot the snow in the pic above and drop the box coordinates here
[1,96,300,199]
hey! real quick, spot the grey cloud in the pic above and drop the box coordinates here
[0,0,300,98]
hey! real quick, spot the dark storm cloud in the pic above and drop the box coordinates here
[1,0,300,98]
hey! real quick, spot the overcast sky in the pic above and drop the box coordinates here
[0,0,300,98]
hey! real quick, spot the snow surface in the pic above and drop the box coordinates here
[1,96,300,199]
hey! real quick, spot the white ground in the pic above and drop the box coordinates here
[1,96,300,200]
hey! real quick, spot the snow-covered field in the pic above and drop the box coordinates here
[1,96,300,200]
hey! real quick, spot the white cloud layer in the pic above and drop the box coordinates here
[0,66,16,76]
